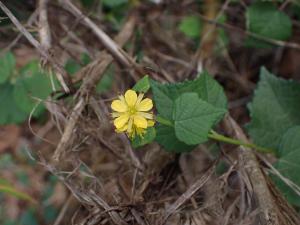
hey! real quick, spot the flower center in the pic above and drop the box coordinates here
[128,107,136,115]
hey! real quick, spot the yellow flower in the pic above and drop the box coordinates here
[111,89,155,138]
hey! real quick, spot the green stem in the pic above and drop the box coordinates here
[208,130,273,153]
[156,115,174,127]
[0,184,36,204]
[155,116,273,154]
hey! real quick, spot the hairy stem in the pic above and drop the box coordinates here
[156,117,273,153]
[208,130,273,153]
[156,116,174,127]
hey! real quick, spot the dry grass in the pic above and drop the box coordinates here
[1,0,300,224]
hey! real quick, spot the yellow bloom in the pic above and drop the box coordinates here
[111,89,155,138]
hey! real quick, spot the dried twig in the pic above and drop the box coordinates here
[58,0,140,72]
[162,162,216,224]
[53,15,136,160]
[0,1,73,93]
[53,195,73,225]
[39,158,128,225]
[52,98,84,160]
[257,155,300,225]
[225,115,280,225]
[189,0,229,75]
[0,9,39,55]
[38,0,51,50]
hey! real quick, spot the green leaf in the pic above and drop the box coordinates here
[151,72,227,151]
[13,61,53,117]
[273,126,300,206]
[65,54,91,75]
[245,2,292,48]
[19,59,40,75]
[179,15,202,38]
[95,74,113,93]
[155,124,196,152]
[247,67,300,152]
[216,14,229,47]
[150,79,177,119]
[0,154,14,169]
[16,171,30,186]
[150,71,227,120]
[132,75,150,93]
[0,52,15,84]
[95,66,114,93]
[292,5,300,20]
[81,53,91,65]
[131,127,156,148]
[80,0,95,7]
[278,126,300,158]
[3,220,17,225]
[102,0,128,8]
[195,71,227,109]
[173,93,226,145]
[43,205,58,223]
[0,83,27,125]
[20,208,38,225]
[65,59,81,75]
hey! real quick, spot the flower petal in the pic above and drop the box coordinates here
[116,124,128,133]
[114,114,129,129]
[135,93,144,106]
[147,120,155,127]
[127,117,133,133]
[137,98,153,111]
[112,112,122,118]
[125,90,137,107]
[133,115,147,128]
[137,112,154,119]
[111,99,127,112]
[127,118,134,138]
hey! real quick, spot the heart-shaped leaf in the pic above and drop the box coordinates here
[245,2,292,48]
[247,67,300,152]
[0,83,27,125]
[13,61,53,117]
[173,92,226,145]
[0,52,15,84]
[273,126,300,206]
[155,124,196,152]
